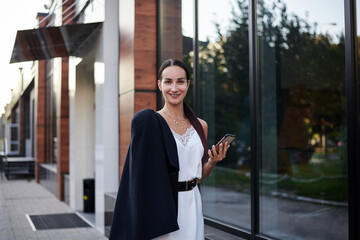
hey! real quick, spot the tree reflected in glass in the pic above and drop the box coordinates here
[194,0,347,237]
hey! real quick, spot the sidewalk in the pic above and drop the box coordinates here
[0,177,107,240]
[0,174,246,240]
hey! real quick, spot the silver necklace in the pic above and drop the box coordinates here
[163,110,189,132]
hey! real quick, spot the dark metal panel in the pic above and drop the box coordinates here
[41,27,68,57]
[10,22,102,63]
[18,30,46,61]
[344,0,360,239]
[249,0,259,238]
[156,0,162,110]
[193,0,200,114]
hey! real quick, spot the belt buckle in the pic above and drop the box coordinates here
[183,178,196,191]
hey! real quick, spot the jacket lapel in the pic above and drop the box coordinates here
[154,111,179,170]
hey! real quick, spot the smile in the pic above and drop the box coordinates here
[169,94,180,97]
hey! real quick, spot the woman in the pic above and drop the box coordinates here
[109,59,229,240]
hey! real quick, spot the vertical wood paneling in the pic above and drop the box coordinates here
[134,92,157,113]
[35,60,46,183]
[56,57,70,201]
[134,51,157,89]
[118,0,158,180]
[134,0,157,90]
[35,11,49,183]
[54,0,75,200]
[57,174,65,202]
[119,92,134,177]
[62,0,76,24]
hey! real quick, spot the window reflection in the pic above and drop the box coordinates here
[158,0,194,105]
[258,0,348,239]
[160,0,349,238]
[198,0,251,230]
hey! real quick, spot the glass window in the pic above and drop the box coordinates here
[198,0,251,230]
[257,0,348,239]
[158,0,194,107]
[9,123,19,154]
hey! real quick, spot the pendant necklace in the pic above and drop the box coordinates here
[163,110,189,132]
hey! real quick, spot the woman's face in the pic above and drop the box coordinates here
[158,66,190,106]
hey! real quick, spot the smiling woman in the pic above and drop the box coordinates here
[157,65,189,111]
[109,59,230,240]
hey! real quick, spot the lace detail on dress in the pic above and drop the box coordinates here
[172,125,196,146]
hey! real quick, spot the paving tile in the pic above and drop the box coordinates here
[0,179,107,240]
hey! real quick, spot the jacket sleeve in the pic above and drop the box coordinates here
[109,109,179,240]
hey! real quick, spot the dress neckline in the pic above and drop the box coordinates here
[171,125,196,147]
[171,125,194,137]
[155,110,190,136]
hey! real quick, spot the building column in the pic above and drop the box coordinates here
[35,13,48,183]
[94,0,120,233]
[70,62,95,210]
[56,57,70,201]
[56,0,75,201]
[118,0,157,179]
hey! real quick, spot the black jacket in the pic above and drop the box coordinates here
[109,109,180,240]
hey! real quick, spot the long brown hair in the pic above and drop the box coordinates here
[158,59,208,164]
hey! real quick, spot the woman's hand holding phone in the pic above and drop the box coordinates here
[208,142,229,166]
[207,134,235,166]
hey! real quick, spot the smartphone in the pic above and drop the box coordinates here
[215,134,236,153]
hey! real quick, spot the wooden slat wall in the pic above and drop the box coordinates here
[55,0,75,200]
[56,57,70,200]
[35,14,47,183]
[118,0,157,178]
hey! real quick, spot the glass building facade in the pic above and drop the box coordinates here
[159,0,358,239]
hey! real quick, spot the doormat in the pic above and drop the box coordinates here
[27,213,91,230]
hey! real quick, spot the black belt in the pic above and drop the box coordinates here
[178,178,198,192]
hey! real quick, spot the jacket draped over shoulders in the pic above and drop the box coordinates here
[109,109,180,240]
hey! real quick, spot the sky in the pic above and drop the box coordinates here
[0,0,49,116]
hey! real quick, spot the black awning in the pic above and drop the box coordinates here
[10,22,102,63]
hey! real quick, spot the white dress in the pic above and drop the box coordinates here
[153,125,204,240]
